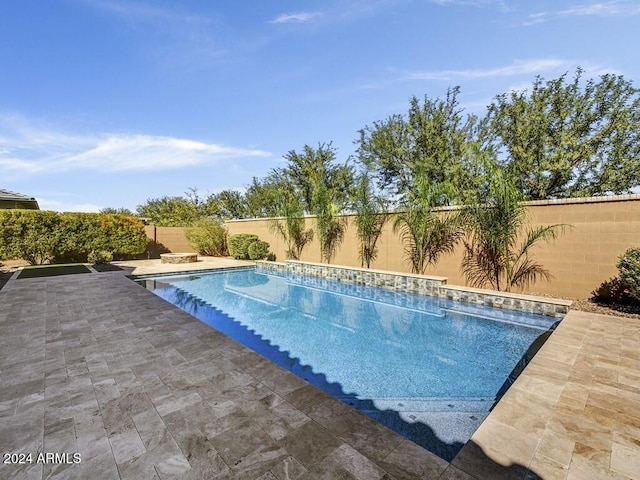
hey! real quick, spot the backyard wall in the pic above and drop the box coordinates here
[226,194,640,299]
[144,226,193,258]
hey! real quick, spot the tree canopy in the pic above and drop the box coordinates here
[486,69,640,199]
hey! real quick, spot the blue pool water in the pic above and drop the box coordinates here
[138,268,558,461]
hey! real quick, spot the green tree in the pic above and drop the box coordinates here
[206,190,248,220]
[314,182,347,264]
[357,88,485,204]
[99,207,135,215]
[136,196,200,226]
[352,174,389,268]
[281,142,353,213]
[462,168,565,291]
[269,191,314,260]
[486,69,640,199]
[245,174,287,218]
[393,176,463,274]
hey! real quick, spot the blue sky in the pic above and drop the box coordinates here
[1,0,639,212]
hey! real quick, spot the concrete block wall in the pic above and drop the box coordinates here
[229,194,640,299]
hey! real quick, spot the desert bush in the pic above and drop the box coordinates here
[591,277,636,305]
[228,234,259,259]
[0,210,62,264]
[248,240,270,260]
[185,218,227,256]
[617,248,640,302]
[88,250,114,264]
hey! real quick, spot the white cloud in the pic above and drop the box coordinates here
[269,12,323,24]
[429,0,509,8]
[526,1,640,25]
[0,114,271,177]
[404,58,570,81]
[559,1,640,16]
[37,198,103,213]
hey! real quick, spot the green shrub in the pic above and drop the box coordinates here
[185,218,227,256]
[88,250,114,264]
[228,234,259,259]
[248,240,270,260]
[617,248,640,302]
[591,277,635,305]
[0,210,62,264]
[266,252,276,262]
[0,210,146,265]
[55,213,147,263]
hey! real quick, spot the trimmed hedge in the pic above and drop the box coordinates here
[0,210,147,265]
[248,240,270,260]
[228,234,259,260]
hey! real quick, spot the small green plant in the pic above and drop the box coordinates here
[185,218,227,256]
[592,278,635,305]
[248,240,270,260]
[617,248,640,302]
[266,252,276,262]
[88,250,114,264]
[228,234,259,259]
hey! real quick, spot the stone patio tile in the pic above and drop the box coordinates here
[452,440,529,480]
[438,465,475,479]
[284,384,333,415]
[469,417,539,467]
[279,420,343,468]
[610,442,640,480]
[269,455,308,480]
[296,455,357,480]
[535,430,575,468]
[566,455,631,480]
[244,359,308,396]
[526,452,568,480]
[379,439,448,480]
[209,419,289,478]
[117,435,191,480]
[328,444,386,480]
[109,427,147,465]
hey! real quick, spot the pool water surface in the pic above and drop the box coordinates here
[137,268,558,461]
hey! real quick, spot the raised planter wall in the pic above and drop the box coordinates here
[256,260,571,318]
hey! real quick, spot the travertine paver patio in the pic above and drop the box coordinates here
[0,260,638,479]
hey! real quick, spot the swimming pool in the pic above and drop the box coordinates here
[138,267,558,461]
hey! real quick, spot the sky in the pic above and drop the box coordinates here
[1,0,639,212]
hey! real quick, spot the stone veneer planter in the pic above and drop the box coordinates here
[255,260,572,317]
[160,253,198,264]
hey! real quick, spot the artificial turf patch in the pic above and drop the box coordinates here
[18,264,91,279]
